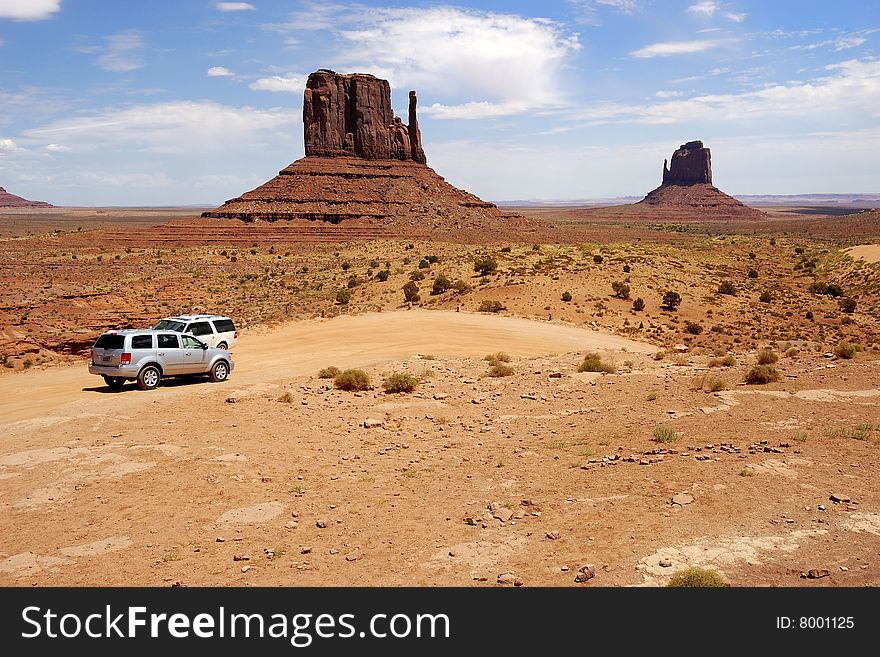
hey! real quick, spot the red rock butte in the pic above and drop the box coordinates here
[203,69,541,237]
[0,186,52,208]
[639,140,763,218]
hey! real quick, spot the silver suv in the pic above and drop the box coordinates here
[151,314,237,350]
[88,329,234,390]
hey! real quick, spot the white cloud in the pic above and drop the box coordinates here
[46,143,69,152]
[208,66,235,77]
[654,90,684,99]
[0,0,61,21]
[724,12,747,23]
[330,6,579,115]
[0,137,21,152]
[630,40,723,58]
[249,73,306,92]
[596,0,638,12]
[215,2,255,11]
[835,36,866,51]
[96,31,143,72]
[687,1,718,17]
[421,100,529,120]
[569,58,880,126]
[23,101,296,154]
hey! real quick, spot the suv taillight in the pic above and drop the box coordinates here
[234,331,238,339]
[120,353,131,365]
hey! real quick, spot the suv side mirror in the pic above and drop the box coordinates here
[202,344,209,350]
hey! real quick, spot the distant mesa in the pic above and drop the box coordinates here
[203,69,540,236]
[640,140,763,218]
[0,186,53,208]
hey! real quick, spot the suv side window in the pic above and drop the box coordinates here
[157,334,180,349]
[181,335,204,349]
[212,319,235,333]
[131,335,153,350]
[188,321,213,336]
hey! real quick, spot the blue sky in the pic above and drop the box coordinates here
[0,0,877,205]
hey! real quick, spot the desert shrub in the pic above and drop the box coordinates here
[382,372,418,393]
[341,261,350,271]
[661,291,681,310]
[623,264,631,273]
[748,252,756,260]
[561,291,572,302]
[747,268,758,279]
[473,257,498,276]
[484,352,511,366]
[487,363,514,377]
[632,297,645,311]
[685,321,703,335]
[409,270,425,281]
[834,341,858,359]
[425,254,440,264]
[769,238,777,246]
[335,288,351,305]
[805,310,813,320]
[839,297,857,313]
[808,281,827,294]
[277,391,294,403]
[418,258,430,269]
[667,567,728,588]
[756,349,779,365]
[646,390,658,401]
[593,254,603,264]
[794,246,805,255]
[451,279,472,294]
[347,275,361,288]
[717,280,737,295]
[707,358,722,368]
[431,274,451,295]
[810,281,844,297]
[721,355,736,367]
[376,269,390,282]
[611,281,630,299]
[369,259,380,268]
[578,353,615,374]
[707,377,725,392]
[744,364,781,384]
[500,246,512,253]
[334,369,371,391]
[478,300,505,313]
[318,366,341,379]
[784,347,799,358]
[652,425,677,443]
[403,281,420,303]
[23,359,33,369]
[759,290,772,303]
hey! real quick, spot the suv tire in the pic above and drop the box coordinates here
[209,360,229,382]
[217,341,228,350]
[103,375,125,390]
[137,365,162,390]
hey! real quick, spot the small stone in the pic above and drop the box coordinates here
[548,372,563,378]
[225,397,236,403]
[316,520,327,528]
[807,568,831,579]
[818,504,826,511]
[433,393,448,400]
[829,493,851,504]
[497,572,517,585]
[285,520,298,529]
[216,537,225,543]
[329,549,339,555]
[448,550,456,557]
[345,551,359,562]
[575,564,595,583]
[659,558,673,568]
[463,516,477,526]
[233,555,250,561]
[240,565,250,573]
[671,493,694,506]
[840,566,849,572]
[300,547,312,554]
[363,418,384,428]
[545,530,560,540]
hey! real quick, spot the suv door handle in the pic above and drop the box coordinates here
[158,352,165,356]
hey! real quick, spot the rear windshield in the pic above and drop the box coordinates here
[212,319,235,333]
[153,320,185,332]
[94,334,125,350]
[131,335,153,350]
[187,321,213,336]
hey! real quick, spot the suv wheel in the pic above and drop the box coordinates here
[103,375,125,390]
[217,341,228,350]
[137,365,162,390]
[209,360,229,382]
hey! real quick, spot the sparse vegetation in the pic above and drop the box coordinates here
[376,269,390,282]
[318,366,341,379]
[473,256,498,276]
[403,281,420,303]
[756,349,779,365]
[632,297,645,311]
[382,372,418,393]
[561,291,572,302]
[834,341,859,359]
[717,280,737,295]
[484,352,511,366]
[784,347,799,358]
[334,369,371,391]
[661,290,681,310]
[431,274,451,295]
[277,391,294,403]
[611,280,630,299]
[478,300,505,313]
[685,321,703,335]
[839,297,857,313]
[744,364,781,384]
[593,254,603,264]
[578,352,615,374]
[667,567,729,588]
[335,288,351,305]
[759,290,772,303]
[646,390,658,401]
[652,425,678,443]
[487,363,515,377]
[747,268,758,279]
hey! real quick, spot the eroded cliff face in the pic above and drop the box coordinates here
[303,69,426,164]
[661,140,712,186]
[0,186,52,208]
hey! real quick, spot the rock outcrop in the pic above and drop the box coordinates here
[204,69,542,236]
[639,140,763,218]
[303,69,426,164]
[662,140,712,186]
[0,186,52,208]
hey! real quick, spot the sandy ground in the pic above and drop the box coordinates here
[846,244,880,264]
[1,309,878,587]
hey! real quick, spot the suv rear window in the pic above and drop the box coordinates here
[94,334,125,350]
[131,335,153,350]
[212,319,235,333]
[188,321,213,336]
[153,320,185,332]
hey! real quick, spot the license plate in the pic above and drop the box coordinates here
[102,356,111,362]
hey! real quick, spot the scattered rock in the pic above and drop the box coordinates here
[240,565,251,573]
[363,418,384,429]
[489,503,513,523]
[433,393,448,400]
[671,493,695,506]
[233,555,250,561]
[575,564,596,583]
[345,551,359,562]
[497,572,521,586]
[659,558,673,568]
[285,520,298,529]
[463,516,477,526]
[830,493,851,504]
[300,547,312,555]
[805,568,831,579]
[316,520,327,529]
[545,531,560,540]
[225,397,237,404]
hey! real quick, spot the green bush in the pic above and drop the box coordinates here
[335,288,352,305]
[347,275,361,289]
[409,270,425,281]
[478,300,505,313]
[473,257,498,276]
[834,341,858,359]
[756,349,778,365]
[717,280,737,295]
[403,281,420,303]
[484,352,511,366]
[376,269,390,282]
[418,259,430,269]
[748,268,758,279]
[839,297,857,313]
[578,353,615,374]
[721,355,736,367]
[611,281,630,299]
[487,363,514,377]
[425,254,440,264]
[431,274,451,295]
[318,366,341,379]
[744,364,781,384]
[561,291,572,302]
[784,347,799,358]
[632,297,645,311]
[652,425,677,443]
[382,372,418,393]
[593,254,603,264]
[667,567,729,588]
[341,261,350,271]
[685,321,703,335]
[662,291,681,310]
[451,279,472,294]
[759,291,772,303]
[334,369,371,391]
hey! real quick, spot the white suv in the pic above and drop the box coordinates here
[151,314,238,350]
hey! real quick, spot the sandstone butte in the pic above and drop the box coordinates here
[203,69,542,236]
[0,186,53,208]
[639,140,764,218]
